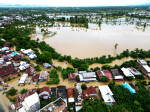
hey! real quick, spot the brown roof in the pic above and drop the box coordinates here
[67,88,75,98]
[39,86,50,98]
[68,73,76,80]
[82,86,98,99]
[96,70,104,77]
[0,64,16,78]
[13,55,22,60]
[25,67,35,75]
[16,88,36,102]
[32,74,39,82]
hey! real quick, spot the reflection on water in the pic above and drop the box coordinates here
[32,22,150,59]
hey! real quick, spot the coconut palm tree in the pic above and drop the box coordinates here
[114,43,118,50]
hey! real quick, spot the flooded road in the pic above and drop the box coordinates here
[32,23,150,59]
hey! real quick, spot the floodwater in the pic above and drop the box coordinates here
[33,22,150,59]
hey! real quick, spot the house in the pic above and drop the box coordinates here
[122,82,136,93]
[82,86,98,99]
[39,71,48,81]
[29,54,37,59]
[57,86,67,105]
[3,42,10,47]
[19,61,30,72]
[103,70,113,81]
[25,67,36,76]
[50,87,57,98]
[12,89,37,111]
[37,97,66,112]
[68,73,76,82]
[98,85,116,105]
[19,73,28,85]
[39,86,50,100]
[79,72,97,82]
[137,59,150,77]
[32,74,39,82]
[18,92,40,112]
[96,70,105,80]
[121,67,135,78]
[74,83,83,112]
[0,62,16,78]
[110,69,124,81]
[67,88,75,103]
[127,67,141,76]
[43,63,51,69]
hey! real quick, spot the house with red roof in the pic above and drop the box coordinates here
[67,88,75,103]
[82,86,98,99]
[32,74,39,82]
[103,70,113,81]
[39,86,50,99]
[68,73,76,82]
[25,67,36,76]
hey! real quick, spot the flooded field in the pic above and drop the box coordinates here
[33,22,150,59]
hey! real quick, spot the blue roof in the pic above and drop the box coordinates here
[12,52,19,56]
[122,82,136,94]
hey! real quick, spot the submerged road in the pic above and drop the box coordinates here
[0,104,5,112]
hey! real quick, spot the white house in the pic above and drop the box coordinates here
[79,72,97,82]
[121,67,135,78]
[19,73,28,84]
[18,92,40,112]
[98,85,116,105]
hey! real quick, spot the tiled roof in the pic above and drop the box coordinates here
[67,88,75,98]
[103,70,113,81]
[68,73,76,80]
[82,86,98,99]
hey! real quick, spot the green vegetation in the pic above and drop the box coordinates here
[61,67,76,79]
[101,76,109,82]
[40,97,57,108]
[46,69,60,84]
[81,84,87,90]
[20,88,28,94]
[6,88,18,96]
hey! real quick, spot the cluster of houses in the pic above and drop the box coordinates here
[20,49,37,59]
[11,81,136,112]
[68,65,143,82]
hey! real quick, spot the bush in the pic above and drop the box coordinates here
[136,75,145,80]
[127,76,134,81]
[101,76,109,82]
[7,77,11,81]
[81,84,87,90]
[76,76,80,82]
[20,88,28,94]
[7,88,18,96]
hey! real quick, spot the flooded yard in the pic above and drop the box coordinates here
[32,22,150,59]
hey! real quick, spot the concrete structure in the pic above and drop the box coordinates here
[98,85,116,105]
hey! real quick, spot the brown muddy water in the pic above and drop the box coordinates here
[33,23,150,59]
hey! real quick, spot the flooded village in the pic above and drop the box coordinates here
[0,6,150,112]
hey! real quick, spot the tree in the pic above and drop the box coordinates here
[127,76,134,81]
[7,88,18,96]
[76,76,80,82]
[101,76,109,82]
[114,43,118,50]
[78,64,89,71]
[20,88,28,94]
[81,84,87,90]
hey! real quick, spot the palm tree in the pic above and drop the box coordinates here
[114,43,118,50]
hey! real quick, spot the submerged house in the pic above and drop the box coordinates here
[74,83,83,112]
[79,72,97,82]
[121,67,135,78]
[50,87,57,98]
[82,86,98,99]
[37,97,66,112]
[127,67,141,76]
[67,88,75,103]
[98,85,116,105]
[103,70,113,81]
[0,62,16,78]
[39,86,50,100]
[19,73,28,85]
[68,73,76,82]
[43,63,51,69]
[110,68,124,81]
[25,67,36,76]
[39,71,48,81]
[137,59,150,78]
[32,74,40,82]
[57,86,67,105]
